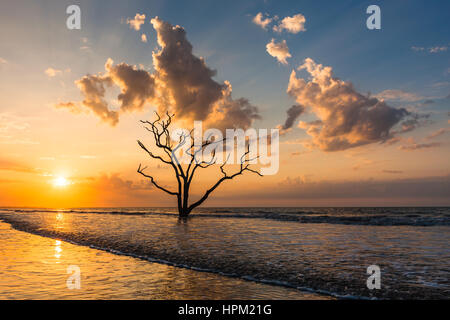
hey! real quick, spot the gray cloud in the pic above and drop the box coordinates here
[150,17,225,122]
[105,58,155,112]
[283,105,305,129]
[277,104,305,135]
[397,113,431,133]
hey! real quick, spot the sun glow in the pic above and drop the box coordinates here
[53,176,70,187]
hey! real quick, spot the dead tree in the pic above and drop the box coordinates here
[137,112,262,217]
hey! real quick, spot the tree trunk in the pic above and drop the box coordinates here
[179,206,190,218]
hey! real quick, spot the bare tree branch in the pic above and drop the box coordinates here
[137,112,262,217]
[137,164,178,196]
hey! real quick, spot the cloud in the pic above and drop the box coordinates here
[141,33,148,43]
[375,89,424,102]
[0,113,30,132]
[426,127,450,140]
[0,57,7,64]
[396,113,431,133]
[105,58,156,112]
[382,170,403,174]
[412,45,448,53]
[150,16,224,121]
[57,17,260,129]
[273,13,306,34]
[429,46,448,53]
[57,58,156,125]
[399,140,441,151]
[127,13,146,31]
[91,173,153,191]
[0,113,39,145]
[287,58,410,151]
[150,16,260,129]
[55,101,83,114]
[277,104,305,135]
[45,67,62,77]
[252,12,272,30]
[0,158,39,174]
[383,136,402,146]
[266,39,291,64]
[73,73,118,125]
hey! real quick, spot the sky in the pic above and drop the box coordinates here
[0,0,449,207]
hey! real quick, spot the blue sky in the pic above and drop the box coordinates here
[1,0,449,124]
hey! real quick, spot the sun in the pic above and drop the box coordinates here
[53,176,70,187]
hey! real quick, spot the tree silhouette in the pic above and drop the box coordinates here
[137,112,262,217]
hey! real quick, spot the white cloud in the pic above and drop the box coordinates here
[127,13,146,31]
[0,113,30,133]
[273,13,306,34]
[412,45,448,53]
[45,67,63,77]
[252,12,272,30]
[429,46,448,53]
[266,38,291,64]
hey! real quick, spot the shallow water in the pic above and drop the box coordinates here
[0,221,326,299]
[0,207,449,299]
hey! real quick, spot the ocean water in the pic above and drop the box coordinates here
[0,207,449,299]
[0,221,323,299]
